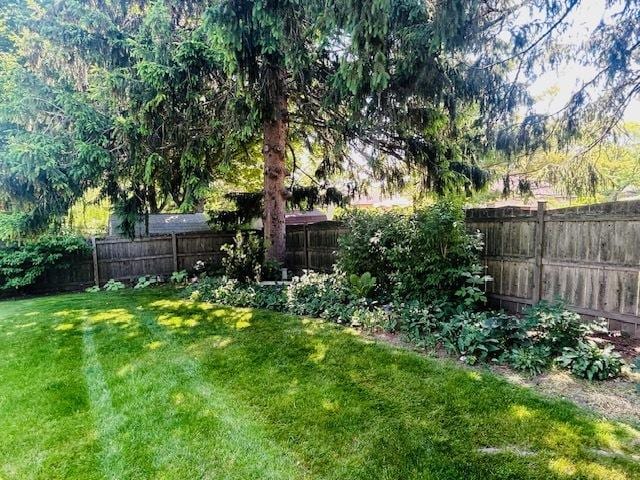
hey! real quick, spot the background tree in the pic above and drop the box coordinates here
[0,0,235,238]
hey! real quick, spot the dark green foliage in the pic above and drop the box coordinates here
[221,232,272,283]
[337,201,484,303]
[0,234,90,291]
[347,272,377,299]
[439,312,503,365]
[523,300,596,355]
[556,341,624,381]
[192,277,288,312]
[3,0,517,240]
[509,345,552,377]
[392,300,443,349]
[285,272,356,324]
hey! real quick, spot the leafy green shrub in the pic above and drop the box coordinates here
[556,341,624,380]
[221,232,265,283]
[220,231,282,282]
[188,276,287,311]
[0,234,90,291]
[286,271,356,323]
[348,272,377,298]
[509,345,551,376]
[396,201,485,304]
[337,201,485,305]
[439,312,502,364]
[524,301,595,354]
[350,307,392,331]
[170,270,188,284]
[454,265,491,308]
[134,275,159,289]
[392,300,442,348]
[103,279,125,291]
[337,209,412,297]
[480,311,529,350]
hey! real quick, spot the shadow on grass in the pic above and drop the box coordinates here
[15,288,640,480]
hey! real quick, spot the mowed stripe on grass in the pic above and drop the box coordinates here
[0,287,639,480]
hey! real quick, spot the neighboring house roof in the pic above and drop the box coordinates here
[108,213,211,237]
[109,210,328,236]
[285,210,328,225]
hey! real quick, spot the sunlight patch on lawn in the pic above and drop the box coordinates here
[16,321,37,329]
[308,341,327,363]
[90,308,135,326]
[145,340,165,350]
[157,313,201,329]
[548,457,577,477]
[510,404,535,420]
[580,462,629,480]
[54,322,75,331]
[148,299,213,312]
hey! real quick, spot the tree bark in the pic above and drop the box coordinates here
[262,65,289,264]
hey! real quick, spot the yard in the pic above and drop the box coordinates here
[1,287,639,480]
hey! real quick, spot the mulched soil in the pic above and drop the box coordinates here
[590,331,640,362]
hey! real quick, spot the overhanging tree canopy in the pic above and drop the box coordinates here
[11,1,636,257]
[2,0,520,256]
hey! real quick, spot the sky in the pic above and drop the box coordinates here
[527,0,640,122]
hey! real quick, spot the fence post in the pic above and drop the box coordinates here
[171,233,179,272]
[532,201,547,304]
[303,224,310,271]
[91,236,100,287]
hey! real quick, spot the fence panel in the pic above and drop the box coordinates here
[176,232,237,272]
[467,200,640,337]
[286,221,346,273]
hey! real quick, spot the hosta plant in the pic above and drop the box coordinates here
[103,279,125,291]
[509,345,552,376]
[556,341,624,381]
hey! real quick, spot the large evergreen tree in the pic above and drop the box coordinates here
[204,0,525,261]
[2,0,519,257]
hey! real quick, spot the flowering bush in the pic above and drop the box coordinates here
[337,201,485,304]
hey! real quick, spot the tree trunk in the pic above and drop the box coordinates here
[262,65,289,264]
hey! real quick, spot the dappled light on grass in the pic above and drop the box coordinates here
[89,308,135,327]
[54,322,75,331]
[1,288,640,479]
[510,404,535,420]
[157,313,201,329]
[145,340,165,350]
[15,321,37,329]
[308,341,328,363]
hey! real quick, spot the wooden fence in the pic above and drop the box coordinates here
[286,221,347,273]
[466,200,640,337]
[30,222,346,292]
[32,231,238,292]
[24,202,640,337]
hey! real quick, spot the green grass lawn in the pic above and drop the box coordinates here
[1,288,639,480]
